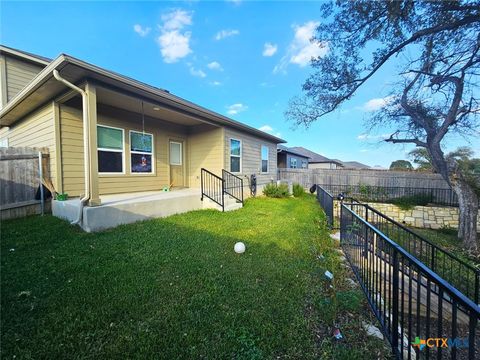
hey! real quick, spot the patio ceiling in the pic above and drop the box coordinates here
[94,86,209,127]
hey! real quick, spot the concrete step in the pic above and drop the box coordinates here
[201,195,243,212]
[224,202,243,212]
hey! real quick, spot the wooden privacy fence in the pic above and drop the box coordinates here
[0,147,51,220]
[278,168,451,189]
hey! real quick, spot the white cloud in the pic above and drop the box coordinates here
[274,21,328,74]
[259,125,273,132]
[161,9,192,30]
[207,61,223,71]
[215,29,239,40]
[157,9,193,63]
[133,24,151,37]
[357,133,390,141]
[226,103,248,115]
[189,66,206,78]
[262,43,278,57]
[210,81,222,86]
[361,96,395,112]
[227,0,242,4]
[259,124,281,138]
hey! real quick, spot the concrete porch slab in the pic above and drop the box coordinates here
[52,188,219,232]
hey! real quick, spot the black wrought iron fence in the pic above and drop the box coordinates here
[201,168,224,210]
[320,184,459,207]
[222,169,244,204]
[341,203,479,359]
[316,185,334,228]
[349,203,480,305]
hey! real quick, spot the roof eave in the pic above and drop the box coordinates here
[1,54,285,143]
[0,45,51,66]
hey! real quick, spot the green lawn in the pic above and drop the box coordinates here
[1,195,389,359]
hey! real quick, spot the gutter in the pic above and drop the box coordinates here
[0,53,285,144]
[53,69,90,225]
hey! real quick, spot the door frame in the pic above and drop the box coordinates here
[169,139,185,187]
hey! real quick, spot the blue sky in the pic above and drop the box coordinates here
[2,1,477,167]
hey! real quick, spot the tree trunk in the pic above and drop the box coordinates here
[427,142,479,251]
[451,179,479,251]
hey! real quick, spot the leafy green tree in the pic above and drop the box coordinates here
[390,160,413,171]
[408,148,434,171]
[286,1,480,250]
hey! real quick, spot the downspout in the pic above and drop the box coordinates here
[53,70,90,225]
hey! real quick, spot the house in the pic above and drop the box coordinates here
[277,145,309,169]
[0,45,284,231]
[288,147,344,169]
[338,161,371,170]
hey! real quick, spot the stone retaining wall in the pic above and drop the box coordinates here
[364,202,480,230]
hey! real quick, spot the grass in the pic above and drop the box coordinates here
[1,195,390,359]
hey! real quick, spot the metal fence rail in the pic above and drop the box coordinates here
[316,185,334,228]
[222,169,244,204]
[341,204,479,359]
[201,168,224,211]
[348,203,480,305]
[320,184,459,207]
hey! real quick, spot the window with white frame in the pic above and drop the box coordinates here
[97,125,124,173]
[290,157,297,168]
[301,160,308,169]
[261,145,269,173]
[230,138,241,173]
[130,130,154,173]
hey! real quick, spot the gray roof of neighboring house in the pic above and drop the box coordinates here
[289,147,343,165]
[340,161,371,169]
[0,45,52,65]
[277,145,310,159]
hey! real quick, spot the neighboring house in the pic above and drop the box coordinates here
[339,161,371,170]
[0,45,284,231]
[289,147,344,169]
[277,145,309,169]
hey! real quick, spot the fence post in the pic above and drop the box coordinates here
[364,206,369,259]
[391,250,400,355]
[38,151,44,216]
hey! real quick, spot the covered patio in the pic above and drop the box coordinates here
[52,188,219,232]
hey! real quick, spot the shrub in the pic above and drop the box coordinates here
[263,183,290,198]
[390,194,431,210]
[292,183,305,197]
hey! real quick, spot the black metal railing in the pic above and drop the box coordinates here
[316,184,361,229]
[346,203,480,305]
[341,203,479,359]
[201,168,224,211]
[317,185,334,228]
[320,184,461,207]
[222,169,244,204]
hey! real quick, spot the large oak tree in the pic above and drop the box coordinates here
[287,0,480,250]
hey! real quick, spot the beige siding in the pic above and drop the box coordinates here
[59,104,192,196]
[7,103,57,189]
[4,55,44,102]
[187,124,224,187]
[224,127,277,195]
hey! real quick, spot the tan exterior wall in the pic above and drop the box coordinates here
[59,104,196,197]
[4,55,44,102]
[224,127,277,196]
[188,124,224,187]
[6,103,57,189]
[52,100,281,199]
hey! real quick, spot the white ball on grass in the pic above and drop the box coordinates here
[234,242,246,254]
